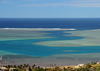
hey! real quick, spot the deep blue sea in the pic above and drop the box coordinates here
[0,18,100,30]
[0,18,100,57]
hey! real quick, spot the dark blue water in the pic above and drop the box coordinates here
[0,18,100,30]
[0,18,100,57]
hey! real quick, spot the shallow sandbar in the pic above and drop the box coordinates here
[34,30,100,47]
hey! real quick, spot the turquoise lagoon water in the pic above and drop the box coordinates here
[1,18,100,66]
[0,30,100,57]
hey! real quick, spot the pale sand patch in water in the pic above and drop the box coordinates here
[0,30,53,41]
[0,28,74,41]
[0,51,17,55]
[34,30,100,47]
[62,50,79,52]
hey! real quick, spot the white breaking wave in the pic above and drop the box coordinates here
[0,28,76,31]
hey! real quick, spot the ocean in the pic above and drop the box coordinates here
[0,18,100,66]
[0,18,100,30]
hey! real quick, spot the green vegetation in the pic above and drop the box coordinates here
[1,62,100,71]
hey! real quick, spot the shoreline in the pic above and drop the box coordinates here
[1,55,100,67]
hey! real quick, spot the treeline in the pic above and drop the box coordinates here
[1,62,100,71]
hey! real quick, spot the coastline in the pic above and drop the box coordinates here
[1,54,100,67]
